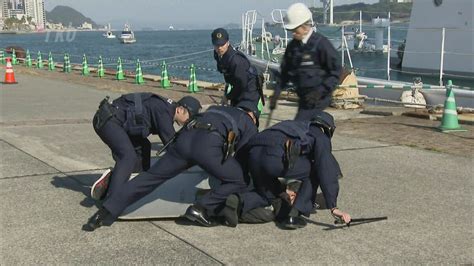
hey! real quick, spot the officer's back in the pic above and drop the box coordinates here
[197,105,258,150]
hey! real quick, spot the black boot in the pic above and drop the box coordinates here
[184,205,217,227]
[281,216,307,230]
[310,202,320,214]
[219,194,241,227]
[280,207,307,230]
[82,208,114,232]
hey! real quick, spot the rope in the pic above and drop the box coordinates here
[337,84,446,90]
[389,68,474,81]
[389,68,441,76]
[389,26,474,32]
[26,48,215,68]
[363,96,436,108]
[444,51,474,56]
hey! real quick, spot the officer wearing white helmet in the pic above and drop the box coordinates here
[270,2,342,120]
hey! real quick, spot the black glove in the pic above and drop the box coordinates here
[275,192,292,221]
[269,95,278,110]
[304,90,323,106]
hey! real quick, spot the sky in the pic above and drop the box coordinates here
[44,0,379,30]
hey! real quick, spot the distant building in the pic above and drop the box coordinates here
[80,21,92,30]
[8,8,24,18]
[1,1,9,19]
[46,21,64,30]
[24,0,45,29]
[11,0,22,9]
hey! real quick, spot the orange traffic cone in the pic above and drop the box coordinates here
[3,57,17,84]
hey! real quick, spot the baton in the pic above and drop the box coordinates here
[155,137,176,156]
[155,119,195,156]
[334,216,388,227]
[265,109,273,128]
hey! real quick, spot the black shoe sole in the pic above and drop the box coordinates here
[184,213,215,227]
[222,194,239,227]
[82,223,100,232]
[280,217,307,230]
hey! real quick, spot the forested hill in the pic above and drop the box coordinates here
[46,6,99,28]
[310,1,412,23]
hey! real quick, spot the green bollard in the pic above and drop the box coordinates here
[161,61,171,88]
[116,57,125,80]
[135,59,145,84]
[36,51,43,69]
[438,80,467,132]
[187,64,199,93]
[63,53,68,73]
[11,49,17,65]
[82,54,90,76]
[48,52,55,71]
[25,50,32,67]
[97,56,105,78]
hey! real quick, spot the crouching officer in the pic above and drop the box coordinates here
[269,3,342,120]
[228,111,350,229]
[212,28,264,116]
[90,93,202,201]
[83,105,259,231]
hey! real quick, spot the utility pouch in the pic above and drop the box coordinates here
[93,96,115,131]
[124,109,149,137]
[284,139,301,170]
[249,66,265,106]
[123,93,150,138]
[222,130,236,163]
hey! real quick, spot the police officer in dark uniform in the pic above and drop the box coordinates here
[83,105,258,231]
[270,3,342,120]
[90,93,202,201]
[212,28,263,116]
[227,111,351,229]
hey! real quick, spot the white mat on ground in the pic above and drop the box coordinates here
[119,166,217,220]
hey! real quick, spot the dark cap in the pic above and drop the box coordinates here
[178,96,202,117]
[211,28,229,46]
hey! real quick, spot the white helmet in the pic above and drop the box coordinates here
[285,3,312,30]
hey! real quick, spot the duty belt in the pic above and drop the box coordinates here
[189,120,236,163]
[191,121,215,131]
[188,120,221,138]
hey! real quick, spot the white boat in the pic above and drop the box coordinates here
[239,3,474,108]
[120,24,136,44]
[169,25,174,31]
[102,23,116,39]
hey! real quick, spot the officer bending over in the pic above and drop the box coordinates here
[212,28,263,116]
[83,105,258,231]
[270,3,342,120]
[227,111,350,229]
[90,93,201,202]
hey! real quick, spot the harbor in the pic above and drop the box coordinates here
[1,0,473,264]
[1,60,473,264]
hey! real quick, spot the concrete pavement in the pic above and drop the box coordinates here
[1,74,472,264]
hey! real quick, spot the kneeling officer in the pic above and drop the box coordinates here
[91,92,202,201]
[83,105,258,231]
[236,112,350,229]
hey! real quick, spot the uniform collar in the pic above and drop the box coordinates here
[302,28,313,45]
[220,45,234,60]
